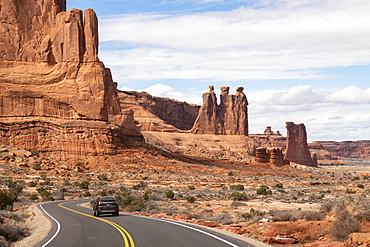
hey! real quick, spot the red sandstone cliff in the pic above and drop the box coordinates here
[0,0,140,162]
[118,91,200,131]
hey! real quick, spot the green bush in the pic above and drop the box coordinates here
[165,190,175,199]
[186,196,196,203]
[230,184,244,190]
[27,181,38,187]
[188,185,195,190]
[79,181,90,190]
[143,191,151,201]
[29,194,38,201]
[256,185,272,195]
[274,183,284,189]
[357,184,364,189]
[0,190,15,210]
[232,192,248,201]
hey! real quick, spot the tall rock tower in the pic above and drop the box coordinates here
[284,122,317,166]
[191,86,249,135]
[0,0,140,161]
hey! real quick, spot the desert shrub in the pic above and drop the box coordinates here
[240,208,265,224]
[269,210,299,222]
[0,190,15,210]
[228,172,234,176]
[0,221,29,242]
[76,162,84,166]
[301,211,325,221]
[133,181,148,190]
[29,194,38,201]
[357,184,364,189]
[116,192,145,212]
[230,184,244,191]
[274,183,284,189]
[3,179,23,201]
[256,185,272,195]
[331,216,360,241]
[188,185,195,190]
[143,191,151,201]
[27,181,38,187]
[83,191,91,197]
[97,174,108,181]
[165,190,175,199]
[36,187,54,201]
[186,196,196,203]
[231,192,248,201]
[211,213,233,225]
[345,188,356,194]
[32,163,41,170]
[98,189,108,196]
[30,150,39,157]
[79,180,90,190]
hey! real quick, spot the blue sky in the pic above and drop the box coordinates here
[67,0,370,142]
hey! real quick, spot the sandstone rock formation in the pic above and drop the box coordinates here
[0,0,140,162]
[285,122,317,166]
[250,126,286,151]
[191,86,248,135]
[318,140,370,160]
[118,91,199,131]
[255,147,288,166]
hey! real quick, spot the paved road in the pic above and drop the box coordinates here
[36,199,262,247]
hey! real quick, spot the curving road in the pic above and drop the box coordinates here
[35,199,265,247]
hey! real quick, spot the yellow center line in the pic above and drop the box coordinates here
[58,200,135,247]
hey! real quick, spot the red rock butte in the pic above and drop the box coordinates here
[0,0,140,162]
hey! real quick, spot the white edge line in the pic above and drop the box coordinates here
[77,203,238,247]
[39,202,61,247]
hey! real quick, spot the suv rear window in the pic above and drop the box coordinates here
[101,197,116,202]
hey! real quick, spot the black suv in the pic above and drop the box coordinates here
[93,196,119,216]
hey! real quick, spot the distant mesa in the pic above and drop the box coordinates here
[191,85,249,135]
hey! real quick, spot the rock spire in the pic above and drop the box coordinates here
[191,86,249,135]
[284,122,317,166]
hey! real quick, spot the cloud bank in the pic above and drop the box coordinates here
[99,0,370,82]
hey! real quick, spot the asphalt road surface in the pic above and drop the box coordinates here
[36,199,260,247]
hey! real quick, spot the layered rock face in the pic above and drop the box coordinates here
[118,91,200,131]
[191,86,249,135]
[0,0,140,161]
[285,122,317,166]
[318,141,370,160]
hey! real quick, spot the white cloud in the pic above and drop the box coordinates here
[99,0,370,82]
[248,85,370,141]
[324,86,370,104]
